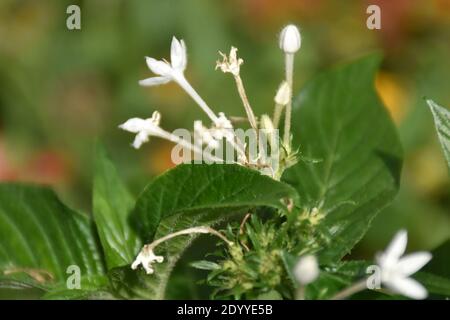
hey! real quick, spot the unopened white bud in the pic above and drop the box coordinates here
[294,255,319,285]
[274,81,291,105]
[260,114,274,133]
[279,24,301,54]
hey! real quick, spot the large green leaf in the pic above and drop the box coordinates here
[93,145,141,270]
[132,163,299,242]
[427,99,450,174]
[117,164,299,299]
[0,185,105,290]
[285,55,403,263]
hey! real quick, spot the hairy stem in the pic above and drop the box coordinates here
[233,75,258,131]
[330,279,368,300]
[154,127,225,163]
[283,53,294,148]
[146,226,233,251]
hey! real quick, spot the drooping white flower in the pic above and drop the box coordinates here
[119,111,162,149]
[279,24,301,54]
[294,255,319,285]
[274,81,291,105]
[131,245,164,275]
[216,47,243,77]
[376,230,432,299]
[139,37,187,86]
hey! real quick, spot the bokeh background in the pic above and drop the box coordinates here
[0,0,448,264]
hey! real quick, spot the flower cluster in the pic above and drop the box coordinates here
[120,25,303,179]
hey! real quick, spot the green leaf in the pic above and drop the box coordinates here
[40,274,111,300]
[285,55,403,263]
[256,290,283,300]
[0,184,105,290]
[117,163,299,299]
[423,239,450,278]
[190,260,221,271]
[132,163,299,242]
[427,99,450,174]
[93,145,141,270]
[414,272,450,298]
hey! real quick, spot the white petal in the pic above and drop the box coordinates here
[170,37,187,71]
[142,264,154,274]
[132,131,149,149]
[385,276,428,300]
[131,258,141,270]
[119,118,148,133]
[396,252,432,277]
[145,57,173,77]
[384,229,408,262]
[139,76,171,87]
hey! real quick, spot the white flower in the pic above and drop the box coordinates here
[274,81,291,105]
[376,230,432,299]
[216,47,243,76]
[279,24,301,54]
[138,36,220,123]
[131,245,164,274]
[294,255,319,285]
[194,120,220,149]
[260,114,275,134]
[119,111,162,149]
[139,37,187,86]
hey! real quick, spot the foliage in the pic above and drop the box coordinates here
[0,56,448,300]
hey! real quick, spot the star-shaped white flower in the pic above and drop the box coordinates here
[139,37,187,87]
[376,230,432,299]
[119,111,162,149]
[131,245,164,275]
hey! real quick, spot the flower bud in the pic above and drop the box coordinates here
[279,24,301,54]
[260,114,275,134]
[274,81,291,105]
[294,255,319,285]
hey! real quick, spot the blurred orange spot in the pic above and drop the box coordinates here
[0,141,18,181]
[146,141,177,175]
[435,0,450,20]
[375,72,408,124]
[0,137,71,185]
[22,151,72,185]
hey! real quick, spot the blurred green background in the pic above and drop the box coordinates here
[0,0,448,263]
